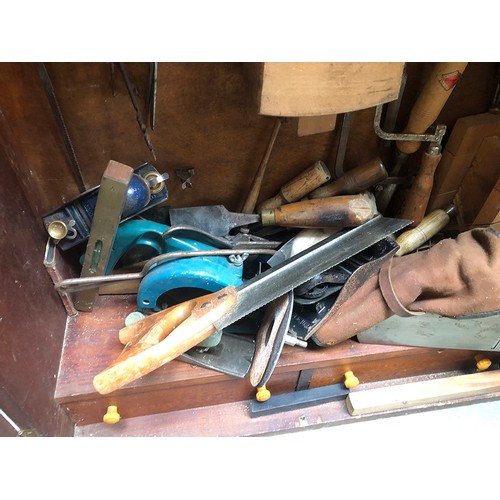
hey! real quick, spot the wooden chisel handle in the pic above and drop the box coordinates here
[395,204,456,256]
[260,192,378,228]
[397,62,468,156]
[308,157,387,199]
[257,161,331,210]
[398,146,442,225]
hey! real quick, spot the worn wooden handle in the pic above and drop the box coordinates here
[397,62,468,156]
[93,287,238,395]
[257,160,331,210]
[118,302,192,346]
[395,205,455,256]
[261,192,378,228]
[399,149,442,225]
[309,157,387,198]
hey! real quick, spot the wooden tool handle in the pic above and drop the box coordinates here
[257,161,331,210]
[118,302,189,345]
[395,205,455,256]
[241,118,282,214]
[397,62,468,156]
[93,287,238,395]
[261,192,378,228]
[398,148,442,225]
[309,157,388,198]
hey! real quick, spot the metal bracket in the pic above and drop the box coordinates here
[175,168,196,189]
[373,104,447,146]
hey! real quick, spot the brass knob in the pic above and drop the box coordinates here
[47,220,68,240]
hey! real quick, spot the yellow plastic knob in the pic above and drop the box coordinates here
[475,355,492,371]
[103,405,121,424]
[256,385,271,402]
[344,371,359,389]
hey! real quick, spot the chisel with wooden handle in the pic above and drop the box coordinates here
[308,157,388,199]
[257,160,331,211]
[397,145,443,225]
[260,192,378,228]
[170,193,378,236]
[93,215,411,394]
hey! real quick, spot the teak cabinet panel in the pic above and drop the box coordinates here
[0,62,498,436]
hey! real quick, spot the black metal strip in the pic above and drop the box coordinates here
[249,383,349,418]
[37,63,87,192]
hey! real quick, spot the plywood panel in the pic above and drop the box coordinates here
[249,62,405,116]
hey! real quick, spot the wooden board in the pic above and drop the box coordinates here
[248,62,405,116]
[54,292,483,426]
[472,175,500,230]
[455,135,500,230]
[428,112,500,215]
[297,114,337,136]
[346,370,500,416]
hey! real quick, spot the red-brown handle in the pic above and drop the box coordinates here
[309,157,388,198]
[398,149,442,225]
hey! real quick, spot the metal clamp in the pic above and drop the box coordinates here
[373,104,446,145]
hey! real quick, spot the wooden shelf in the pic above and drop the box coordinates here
[55,295,483,431]
[74,373,500,437]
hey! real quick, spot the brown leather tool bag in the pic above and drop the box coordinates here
[311,228,500,347]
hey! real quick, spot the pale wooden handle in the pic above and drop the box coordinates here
[397,62,468,156]
[395,208,452,256]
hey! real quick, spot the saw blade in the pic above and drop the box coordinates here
[214,215,410,332]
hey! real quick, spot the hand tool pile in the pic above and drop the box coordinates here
[43,62,500,413]
[49,154,411,397]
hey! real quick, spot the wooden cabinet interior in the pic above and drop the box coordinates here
[0,62,498,436]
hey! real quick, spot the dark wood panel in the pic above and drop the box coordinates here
[308,347,482,388]
[1,61,497,436]
[0,150,73,437]
[0,62,496,226]
[55,293,490,427]
[60,370,300,426]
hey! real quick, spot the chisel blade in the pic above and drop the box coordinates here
[169,205,260,236]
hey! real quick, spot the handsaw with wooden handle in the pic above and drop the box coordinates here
[93,215,411,395]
